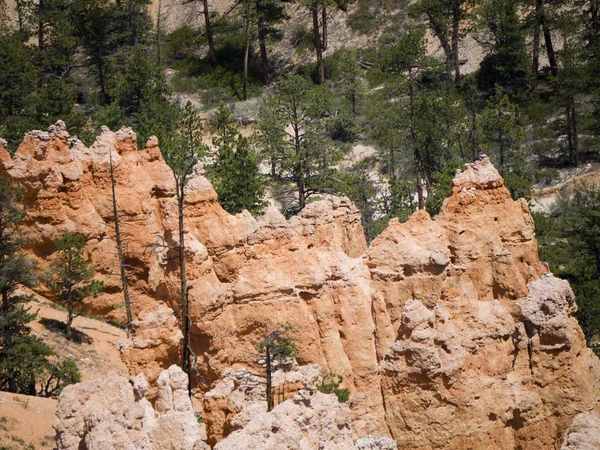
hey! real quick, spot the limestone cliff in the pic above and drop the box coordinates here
[4,123,600,449]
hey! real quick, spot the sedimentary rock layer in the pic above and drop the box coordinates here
[5,123,599,448]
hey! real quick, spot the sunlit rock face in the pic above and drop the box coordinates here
[6,125,600,448]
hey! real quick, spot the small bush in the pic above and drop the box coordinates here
[316,371,350,403]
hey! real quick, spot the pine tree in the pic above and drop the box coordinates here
[410,0,472,85]
[207,105,266,215]
[476,0,532,100]
[158,102,208,392]
[255,323,297,411]
[477,84,530,198]
[535,184,600,352]
[46,232,103,341]
[258,75,341,212]
[0,176,80,396]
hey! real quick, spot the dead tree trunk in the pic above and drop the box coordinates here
[176,178,191,395]
[109,152,133,336]
[243,1,251,100]
[202,0,217,65]
[312,4,325,84]
[256,1,271,86]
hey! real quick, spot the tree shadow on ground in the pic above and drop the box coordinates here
[39,318,93,344]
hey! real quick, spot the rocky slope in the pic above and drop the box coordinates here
[3,123,600,449]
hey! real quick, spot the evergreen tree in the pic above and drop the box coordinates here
[207,106,266,215]
[255,323,297,411]
[0,177,80,396]
[477,84,530,198]
[535,184,600,352]
[258,75,341,212]
[410,0,472,85]
[158,102,208,392]
[46,232,103,341]
[476,0,532,99]
[0,33,39,150]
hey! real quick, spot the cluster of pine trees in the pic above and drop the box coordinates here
[1,0,600,350]
[0,177,104,397]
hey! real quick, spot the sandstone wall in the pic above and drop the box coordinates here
[4,124,600,448]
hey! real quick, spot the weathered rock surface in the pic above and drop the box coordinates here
[5,125,600,449]
[203,364,322,446]
[213,389,355,450]
[53,365,202,450]
[561,411,600,450]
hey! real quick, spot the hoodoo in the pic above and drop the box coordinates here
[2,125,599,449]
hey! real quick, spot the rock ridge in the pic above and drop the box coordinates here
[4,123,599,449]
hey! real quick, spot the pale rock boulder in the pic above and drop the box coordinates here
[561,411,600,450]
[203,364,322,446]
[355,436,398,450]
[53,365,202,450]
[213,389,355,450]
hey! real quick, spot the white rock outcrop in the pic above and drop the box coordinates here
[53,365,202,450]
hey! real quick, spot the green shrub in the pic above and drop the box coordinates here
[316,371,350,403]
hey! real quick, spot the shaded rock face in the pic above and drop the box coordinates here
[53,365,201,450]
[5,126,600,448]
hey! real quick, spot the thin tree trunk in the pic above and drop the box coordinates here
[499,127,506,174]
[592,0,600,44]
[451,0,460,85]
[202,0,217,66]
[321,7,327,50]
[538,0,557,76]
[16,0,25,35]
[471,111,478,161]
[312,5,325,84]
[408,70,424,210]
[97,60,110,104]
[2,289,17,393]
[266,344,273,411]
[532,23,540,74]
[109,152,132,336]
[427,13,452,79]
[568,96,579,167]
[66,286,73,341]
[257,1,270,86]
[243,1,251,101]
[532,0,541,74]
[38,0,44,51]
[177,181,191,395]
[156,0,162,65]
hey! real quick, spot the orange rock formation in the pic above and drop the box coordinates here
[3,123,599,449]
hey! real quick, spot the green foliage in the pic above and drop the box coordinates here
[106,45,177,145]
[46,231,103,341]
[316,370,350,403]
[165,21,264,102]
[0,177,80,396]
[475,0,532,99]
[206,106,266,215]
[535,184,600,347]
[255,322,298,361]
[425,159,462,216]
[159,102,208,187]
[258,75,342,212]
[256,322,298,411]
[477,84,530,199]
